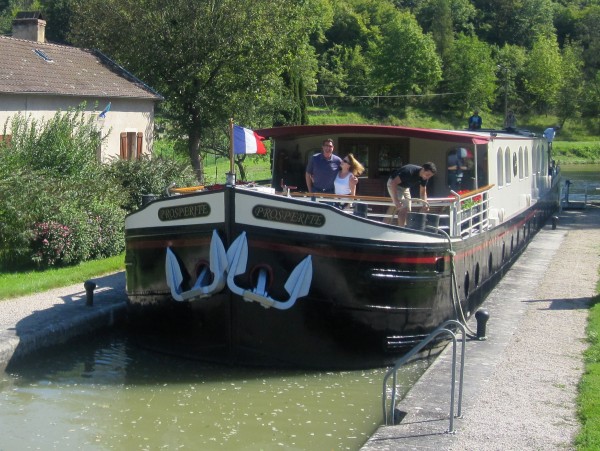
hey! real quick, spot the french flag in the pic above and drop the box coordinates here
[233,125,267,155]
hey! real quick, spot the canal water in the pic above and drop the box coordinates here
[560,164,600,204]
[0,329,427,450]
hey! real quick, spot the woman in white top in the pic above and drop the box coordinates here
[334,153,365,196]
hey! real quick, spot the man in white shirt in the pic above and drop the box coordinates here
[543,126,560,150]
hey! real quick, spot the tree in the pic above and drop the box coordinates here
[576,5,600,76]
[582,70,600,133]
[494,44,528,117]
[472,0,555,49]
[315,0,394,99]
[522,35,563,113]
[369,10,442,97]
[411,0,477,59]
[443,34,496,115]
[556,41,584,127]
[69,0,326,182]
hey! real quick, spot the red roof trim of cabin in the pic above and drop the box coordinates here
[255,124,490,145]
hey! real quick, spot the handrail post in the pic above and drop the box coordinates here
[381,320,467,432]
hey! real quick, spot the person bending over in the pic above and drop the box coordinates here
[387,162,437,226]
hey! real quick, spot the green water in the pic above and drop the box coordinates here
[0,332,426,450]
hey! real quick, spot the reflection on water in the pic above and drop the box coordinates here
[561,164,600,203]
[0,331,427,450]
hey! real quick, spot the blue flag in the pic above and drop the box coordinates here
[99,102,111,119]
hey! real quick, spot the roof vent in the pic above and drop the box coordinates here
[33,48,53,63]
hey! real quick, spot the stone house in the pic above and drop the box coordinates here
[0,11,163,161]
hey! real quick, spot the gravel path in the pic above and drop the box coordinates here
[448,205,598,450]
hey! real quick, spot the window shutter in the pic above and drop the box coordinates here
[120,132,127,159]
[136,132,143,159]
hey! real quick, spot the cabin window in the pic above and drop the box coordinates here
[120,131,143,160]
[497,147,504,186]
[504,147,512,184]
[518,148,524,179]
[524,147,529,177]
[338,137,409,178]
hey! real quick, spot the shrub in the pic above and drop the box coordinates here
[5,105,103,177]
[31,221,75,267]
[0,105,127,270]
[103,154,197,213]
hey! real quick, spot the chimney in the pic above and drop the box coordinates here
[12,11,46,43]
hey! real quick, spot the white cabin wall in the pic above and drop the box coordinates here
[485,137,550,221]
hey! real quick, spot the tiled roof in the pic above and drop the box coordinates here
[0,35,162,100]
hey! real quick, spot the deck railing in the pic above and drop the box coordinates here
[290,185,494,238]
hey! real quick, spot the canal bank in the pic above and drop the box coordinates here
[362,203,600,450]
[0,271,127,372]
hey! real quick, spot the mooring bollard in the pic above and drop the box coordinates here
[84,280,96,307]
[551,215,558,230]
[475,309,489,340]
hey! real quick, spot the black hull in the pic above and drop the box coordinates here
[124,184,559,369]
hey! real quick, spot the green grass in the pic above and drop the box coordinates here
[553,141,600,165]
[577,286,600,450]
[0,253,125,301]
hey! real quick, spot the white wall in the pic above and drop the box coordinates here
[0,94,155,162]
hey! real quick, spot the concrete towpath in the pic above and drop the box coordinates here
[0,271,127,372]
[361,204,600,450]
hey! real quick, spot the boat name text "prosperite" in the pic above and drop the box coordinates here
[158,203,211,221]
[252,205,325,227]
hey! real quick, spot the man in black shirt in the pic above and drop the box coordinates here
[386,162,437,226]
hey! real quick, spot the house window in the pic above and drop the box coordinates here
[120,131,143,160]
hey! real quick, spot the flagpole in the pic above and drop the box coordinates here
[227,118,236,186]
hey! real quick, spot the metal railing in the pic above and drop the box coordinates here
[291,185,494,238]
[381,320,467,433]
